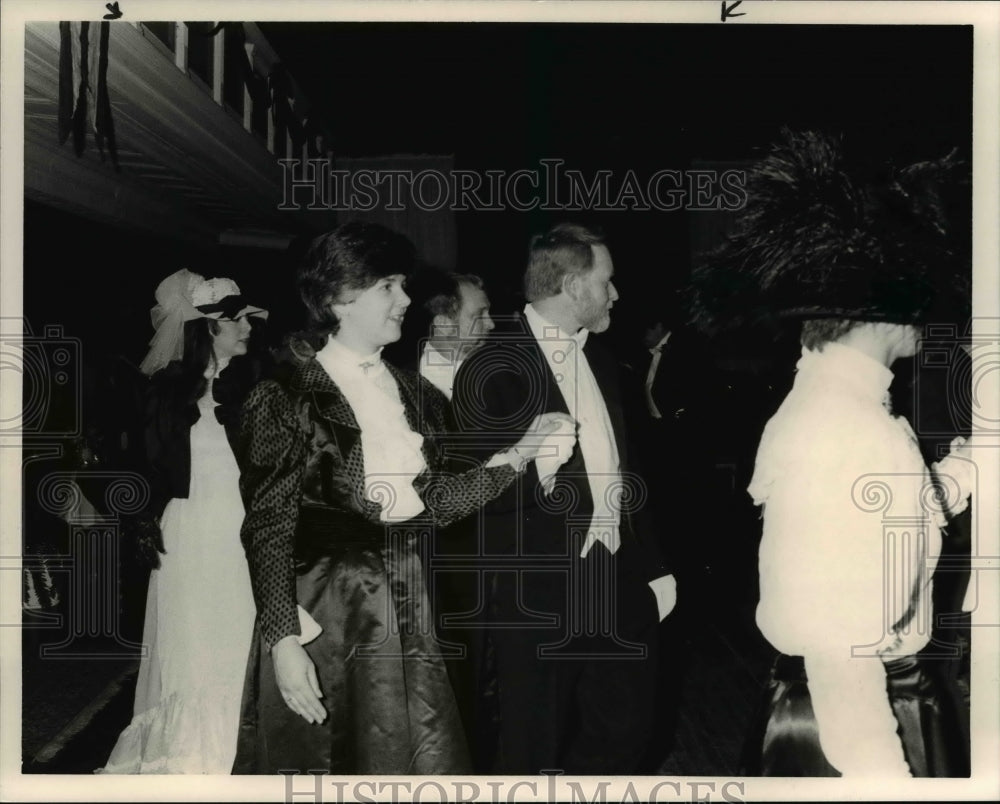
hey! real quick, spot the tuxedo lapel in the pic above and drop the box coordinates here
[489,314,572,420]
[526,333,572,418]
[513,315,625,470]
[647,345,671,419]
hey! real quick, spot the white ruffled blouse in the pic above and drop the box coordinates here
[316,337,428,522]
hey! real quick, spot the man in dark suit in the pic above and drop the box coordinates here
[451,223,676,774]
[628,314,723,589]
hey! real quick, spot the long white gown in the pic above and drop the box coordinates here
[100,389,256,774]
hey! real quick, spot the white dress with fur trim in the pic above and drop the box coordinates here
[99,389,255,774]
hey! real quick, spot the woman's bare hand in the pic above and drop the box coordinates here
[271,635,327,724]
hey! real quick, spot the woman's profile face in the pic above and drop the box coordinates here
[212,316,252,361]
[332,274,410,353]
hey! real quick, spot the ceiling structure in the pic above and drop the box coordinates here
[17,18,976,366]
[23,20,971,301]
[24,21,335,249]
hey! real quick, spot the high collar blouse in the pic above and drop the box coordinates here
[315,337,427,522]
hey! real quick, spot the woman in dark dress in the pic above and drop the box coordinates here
[233,222,572,774]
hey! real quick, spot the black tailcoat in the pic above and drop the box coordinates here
[451,315,669,774]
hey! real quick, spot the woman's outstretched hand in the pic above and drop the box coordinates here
[271,635,327,724]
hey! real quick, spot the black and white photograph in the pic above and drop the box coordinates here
[2,1,998,801]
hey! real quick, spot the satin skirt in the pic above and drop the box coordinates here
[233,516,470,774]
[742,654,968,777]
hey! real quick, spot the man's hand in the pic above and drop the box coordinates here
[525,412,577,493]
[514,412,577,462]
[271,635,327,724]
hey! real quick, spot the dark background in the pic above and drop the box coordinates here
[25,23,973,365]
[257,23,972,340]
[20,21,975,774]
[23,21,973,516]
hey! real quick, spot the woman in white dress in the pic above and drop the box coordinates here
[100,269,267,773]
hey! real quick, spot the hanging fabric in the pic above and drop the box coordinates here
[57,20,118,169]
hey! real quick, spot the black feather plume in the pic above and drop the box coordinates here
[687,129,969,335]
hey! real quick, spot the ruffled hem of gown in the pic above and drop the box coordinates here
[96,683,243,775]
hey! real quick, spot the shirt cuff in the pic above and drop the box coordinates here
[647,574,677,621]
[296,605,322,646]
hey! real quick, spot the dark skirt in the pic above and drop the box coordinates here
[741,653,968,777]
[232,513,470,774]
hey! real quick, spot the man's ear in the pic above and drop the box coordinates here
[561,271,580,301]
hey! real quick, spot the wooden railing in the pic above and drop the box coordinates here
[132,21,332,165]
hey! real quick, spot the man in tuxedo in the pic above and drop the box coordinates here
[395,267,497,752]
[416,272,495,400]
[451,223,677,774]
[629,314,720,591]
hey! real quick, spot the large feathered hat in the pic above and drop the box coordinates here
[687,128,969,335]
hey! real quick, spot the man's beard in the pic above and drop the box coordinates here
[577,295,612,333]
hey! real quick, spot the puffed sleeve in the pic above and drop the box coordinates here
[143,365,192,519]
[238,380,306,650]
[142,392,172,520]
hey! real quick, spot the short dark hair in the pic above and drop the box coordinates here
[425,273,485,320]
[800,318,865,351]
[402,270,486,345]
[297,221,416,336]
[524,223,606,302]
